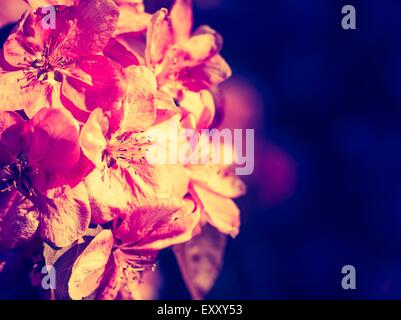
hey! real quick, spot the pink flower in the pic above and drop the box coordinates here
[0,108,90,248]
[80,66,188,224]
[0,0,127,121]
[68,197,200,300]
[146,0,231,91]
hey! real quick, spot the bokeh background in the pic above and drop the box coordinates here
[157,0,401,299]
[1,0,401,299]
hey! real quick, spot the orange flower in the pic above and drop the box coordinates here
[68,197,200,300]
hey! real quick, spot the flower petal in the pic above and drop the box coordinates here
[145,9,174,68]
[120,66,157,133]
[191,184,240,237]
[115,197,200,251]
[3,9,51,67]
[189,165,246,198]
[0,70,60,117]
[114,0,150,35]
[154,90,180,116]
[0,111,24,164]
[158,25,223,84]
[62,55,127,114]
[79,108,109,168]
[84,167,133,224]
[0,111,23,137]
[177,26,222,65]
[54,0,119,59]
[95,252,122,300]
[171,88,215,129]
[25,108,80,173]
[124,164,172,207]
[165,164,190,199]
[68,229,114,300]
[38,183,91,247]
[179,54,232,91]
[103,38,140,68]
[133,198,201,251]
[0,191,39,249]
[170,0,193,43]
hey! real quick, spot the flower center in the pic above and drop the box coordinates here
[117,250,156,295]
[108,132,153,169]
[17,44,70,89]
[0,152,37,196]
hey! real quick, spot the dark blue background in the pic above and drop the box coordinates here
[152,0,401,299]
[1,0,401,299]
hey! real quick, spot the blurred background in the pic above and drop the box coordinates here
[1,0,401,299]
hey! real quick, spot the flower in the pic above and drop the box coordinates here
[80,66,188,224]
[144,0,231,128]
[161,113,245,238]
[104,0,230,128]
[26,0,150,35]
[0,108,90,248]
[0,0,127,121]
[68,197,200,300]
[0,0,245,301]
[145,0,231,90]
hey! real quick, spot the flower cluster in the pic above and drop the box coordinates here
[0,0,245,300]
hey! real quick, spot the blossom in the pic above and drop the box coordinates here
[103,0,229,128]
[0,0,127,121]
[80,66,188,224]
[144,0,231,127]
[68,197,200,300]
[0,0,245,301]
[145,0,231,89]
[0,108,90,248]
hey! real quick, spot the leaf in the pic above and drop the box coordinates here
[173,224,226,300]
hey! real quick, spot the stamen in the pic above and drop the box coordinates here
[16,43,72,89]
[109,133,153,169]
[0,152,37,196]
[120,252,157,282]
